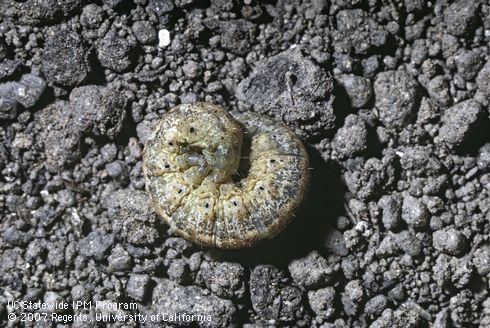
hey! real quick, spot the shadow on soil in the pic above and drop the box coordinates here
[211,145,346,267]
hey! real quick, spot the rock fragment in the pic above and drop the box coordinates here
[36,85,127,169]
[78,231,115,261]
[0,74,46,120]
[333,9,388,54]
[108,244,132,272]
[374,70,420,129]
[477,143,490,170]
[69,85,128,139]
[288,251,333,289]
[308,287,335,320]
[236,48,335,138]
[105,189,159,245]
[3,227,33,246]
[197,261,245,299]
[454,49,483,80]
[427,76,451,107]
[0,59,21,80]
[378,194,403,231]
[219,19,256,56]
[332,114,368,157]
[365,295,388,316]
[132,21,157,45]
[394,230,422,256]
[473,246,490,276]
[476,61,490,97]
[370,304,426,327]
[443,0,479,37]
[0,96,18,120]
[150,279,236,327]
[433,227,467,256]
[250,265,304,323]
[148,0,175,24]
[97,30,137,72]
[42,30,89,86]
[126,274,151,301]
[401,194,429,228]
[15,74,47,108]
[0,0,81,25]
[336,74,372,108]
[437,99,483,148]
[36,101,84,168]
[158,29,171,48]
[344,155,397,200]
[80,4,103,28]
[167,259,189,284]
[341,280,364,316]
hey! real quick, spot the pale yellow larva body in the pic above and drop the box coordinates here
[143,102,309,249]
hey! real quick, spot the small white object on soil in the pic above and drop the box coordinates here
[158,29,171,48]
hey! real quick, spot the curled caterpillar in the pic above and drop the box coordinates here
[143,102,310,249]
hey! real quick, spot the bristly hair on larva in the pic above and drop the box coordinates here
[142,102,310,249]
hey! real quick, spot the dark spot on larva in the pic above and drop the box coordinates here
[178,189,183,194]
[164,164,170,168]
[168,142,174,146]
[259,186,264,190]
[270,159,276,163]
[189,127,195,133]
[205,203,209,208]
[233,201,238,206]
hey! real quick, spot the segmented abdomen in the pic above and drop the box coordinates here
[143,103,309,249]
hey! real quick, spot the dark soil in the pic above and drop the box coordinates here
[1,0,490,327]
